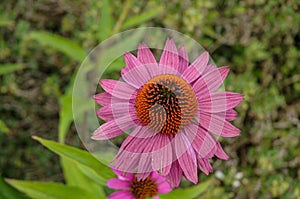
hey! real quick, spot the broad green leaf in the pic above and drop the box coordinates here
[0,176,28,199]
[98,0,113,41]
[32,136,114,181]
[58,94,72,143]
[123,7,163,29]
[160,181,210,199]
[76,163,107,186]
[7,180,98,199]
[28,31,86,62]
[0,120,10,135]
[61,158,105,198]
[0,64,25,75]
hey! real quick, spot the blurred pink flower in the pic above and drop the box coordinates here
[107,170,172,199]
[93,39,243,187]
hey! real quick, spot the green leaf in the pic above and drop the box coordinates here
[98,0,113,41]
[0,176,28,199]
[58,94,73,143]
[160,181,210,199]
[7,180,98,199]
[123,7,163,29]
[28,31,86,62]
[0,17,13,27]
[32,136,114,181]
[76,163,107,186]
[0,120,10,135]
[61,158,105,198]
[0,64,25,75]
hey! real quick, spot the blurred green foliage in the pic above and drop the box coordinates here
[0,0,300,198]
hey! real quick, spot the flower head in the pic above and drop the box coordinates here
[107,170,172,199]
[93,39,243,187]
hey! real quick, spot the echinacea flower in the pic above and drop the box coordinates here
[93,39,243,187]
[107,170,172,199]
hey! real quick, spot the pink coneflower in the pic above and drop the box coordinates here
[93,39,243,187]
[107,170,172,199]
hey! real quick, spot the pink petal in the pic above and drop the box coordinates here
[137,44,160,77]
[193,66,230,97]
[112,128,154,172]
[198,92,244,113]
[203,63,217,74]
[100,79,136,100]
[152,135,172,176]
[96,103,135,121]
[92,115,136,140]
[178,45,189,73]
[112,169,135,181]
[94,92,126,106]
[215,142,229,160]
[106,178,131,189]
[122,53,152,88]
[184,124,217,158]
[137,136,157,178]
[123,52,142,71]
[137,172,151,181]
[181,51,209,83]
[197,157,213,175]
[199,112,240,137]
[166,161,182,188]
[215,109,238,121]
[151,172,166,184]
[175,133,198,184]
[108,190,134,199]
[157,181,172,194]
[159,39,179,73]
[137,43,157,64]
[154,196,160,199]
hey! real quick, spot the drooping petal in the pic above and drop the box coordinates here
[199,112,240,137]
[100,79,136,100]
[165,160,182,188]
[157,181,172,194]
[198,92,244,113]
[215,142,229,160]
[181,51,209,83]
[112,127,155,173]
[184,124,217,158]
[137,135,158,180]
[108,190,134,199]
[197,157,213,175]
[159,39,179,73]
[153,196,160,199]
[122,53,152,88]
[107,178,131,189]
[193,66,230,97]
[92,115,136,140]
[175,133,198,184]
[152,134,172,176]
[178,45,189,73]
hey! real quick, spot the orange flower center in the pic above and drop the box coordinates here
[130,177,158,199]
[135,74,198,135]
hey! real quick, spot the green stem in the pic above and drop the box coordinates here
[112,0,132,34]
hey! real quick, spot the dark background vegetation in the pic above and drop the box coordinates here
[1,0,300,198]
